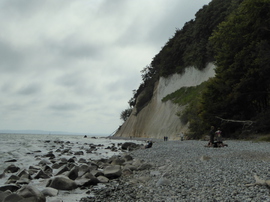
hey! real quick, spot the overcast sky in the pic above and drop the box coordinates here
[0,0,211,135]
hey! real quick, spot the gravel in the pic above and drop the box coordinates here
[81,140,270,202]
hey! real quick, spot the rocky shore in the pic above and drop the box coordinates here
[82,139,270,201]
[1,138,270,201]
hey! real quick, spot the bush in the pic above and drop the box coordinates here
[120,108,133,122]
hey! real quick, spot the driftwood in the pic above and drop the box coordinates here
[215,116,254,125]
[245,175,270,187]
[215,116,255,132]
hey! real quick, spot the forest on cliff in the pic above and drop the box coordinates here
[121,0,270,138]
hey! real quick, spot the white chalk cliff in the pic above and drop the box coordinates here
[114,63,216,139]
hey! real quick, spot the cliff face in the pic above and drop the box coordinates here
[114,63,216,140]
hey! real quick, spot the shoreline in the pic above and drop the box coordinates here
[82,139,270,201]
[1,136,270,201]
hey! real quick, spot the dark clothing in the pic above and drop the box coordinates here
[209,129,215,144]
[145,142,153,148]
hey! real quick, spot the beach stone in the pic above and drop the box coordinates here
[77,165,90,177]
[150,170,161,176]
[47,176,77,190]
[123,164,137,171]
[43,151,55,158]
[38,159,51,166]
[0,191,11,202]
[123,154,133,161]
[156,177,170,186]
[16,178,31,185]
[2,193,23,202]
[75,177,99,187]
[41,187,58,197]
[51,163,63,169]
[0,185,20,192]
[4,164,20,173]
[5,175,19,184]
[74,151,84,155]
[90,169,104,177]
[68,157,76,163]
[17,185,45,202]
[34,170,50,179]
[97,176,109,183]
[104,165,122,179]
[55,165,69,176]
[137,163,153,171]
[110,158,125,166]
[18,169,31,179]
[0,172,5,179]
[121,142,141,151]
[122,168,133,176]
[67,166,79,180]
[78,158,87,163]
[200,155,211,161]
[4,159,17,163]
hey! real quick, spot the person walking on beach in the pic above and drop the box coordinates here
[208,126,215,147]
[180,132,184,141]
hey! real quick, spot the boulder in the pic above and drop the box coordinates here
[5,175,19,184]
[75,177,99,187]
[38,159,51,166]
[90,169,104,177]
[0,185,21,192]
[4,159,17,163]
[97,176,109,183]
[47,176,77,190]
[4,164,20,173]
[103,165,122,179]
[17,185,46,202]
[34,170,50,179]
[0,191,11,202]
[122,168,133,176]
[67,166,79,180]
[42,165,53,175]
[78,158,87,163]
[55,165,69,176]
[74,151,84,155]
[41,187,58,197]
[43,151,55,158]
[0,172,5,179]
[121,142,141,151]
[123,154,133,161]
[2,193,23,202]
[123,164,137,171]
[110,158,125,166]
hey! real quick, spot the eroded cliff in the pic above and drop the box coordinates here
[114,63,216,140]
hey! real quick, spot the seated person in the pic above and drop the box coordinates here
[215,129,228,147]
[145,140,153,148]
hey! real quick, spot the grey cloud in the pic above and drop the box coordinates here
[17,83,41,95]
[45,37,102,60]
[49,102,81,111]
[0,40,24,72]
[0,0,48,24]
[5,103,25,111]
[97,0,128,16]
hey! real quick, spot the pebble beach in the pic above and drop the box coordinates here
[1,134,270,201]
[83,139,270,202]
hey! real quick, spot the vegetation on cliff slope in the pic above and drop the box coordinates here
[125,0,240,114]
[121,0,270,138]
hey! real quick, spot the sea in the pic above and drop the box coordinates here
[0,133,143,202]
